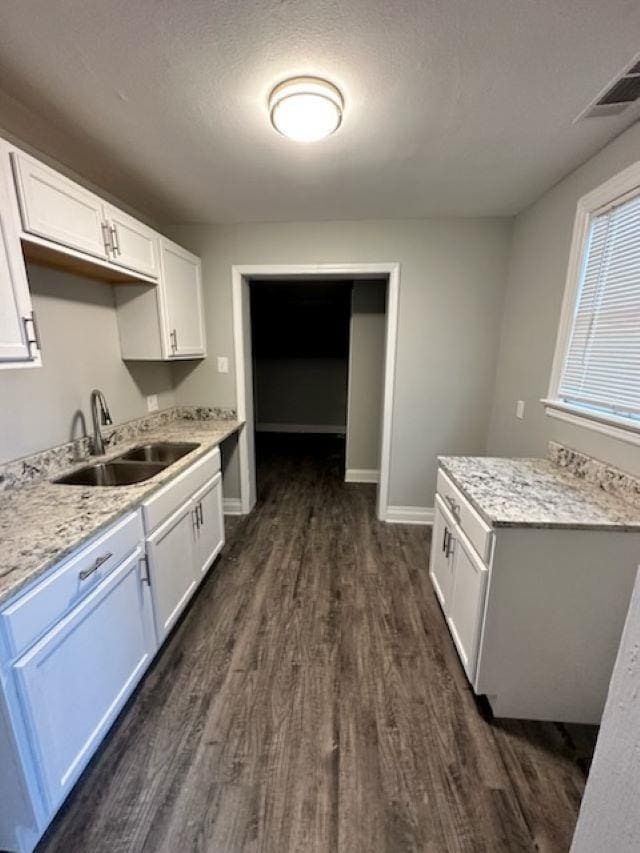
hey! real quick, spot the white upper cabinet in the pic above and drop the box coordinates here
[103,203,158,278]
[12,151,109,260]
[115,236,206,361]
[0,144,40,366]
[160,237,206,358]
[1,136,206,365]
[12,150,160,282]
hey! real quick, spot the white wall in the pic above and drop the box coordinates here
[0,264,175,463]
[169,218,512,507]
[487,121,640,473]
[570,568,640,852]
[346,281,386,473]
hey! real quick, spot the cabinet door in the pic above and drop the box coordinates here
[429,496,454,612]
[12,547,154,812]
[446,531,488,681]
[11,152,108,260]
[103,203,158,278]
[193,472,225,578]
[146,500,198,642]
[0,150,37,363]
[159,237,206,358]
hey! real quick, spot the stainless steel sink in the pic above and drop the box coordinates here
[117,442,200,464]
[54,460,167,487]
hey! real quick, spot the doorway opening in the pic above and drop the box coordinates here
[231,264,400,521]
[250,279,352,493]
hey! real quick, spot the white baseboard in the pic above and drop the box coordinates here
[223,498,244,515]
[256,423,346,434]
[345,468,379,483]
[384,505,434,525]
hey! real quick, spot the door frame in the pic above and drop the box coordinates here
[231,263,400,521]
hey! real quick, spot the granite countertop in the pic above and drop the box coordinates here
[438,456,640,531]
[0,418,242,606]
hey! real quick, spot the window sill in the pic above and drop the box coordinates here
[542,399,640,447]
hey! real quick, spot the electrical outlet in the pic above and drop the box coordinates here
[516,400,525,420]
[217,356,229,374]
[147,394,158,413]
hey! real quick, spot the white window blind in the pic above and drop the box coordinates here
[558,190,640,422]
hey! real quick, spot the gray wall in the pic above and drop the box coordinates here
[0,264,175,463]
[255,357,347,429]
[570,568,640,852]
[487,121,640,474]
[346,281,386,472]
[169,218,512,507]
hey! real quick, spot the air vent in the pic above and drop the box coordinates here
[576,53,640,120]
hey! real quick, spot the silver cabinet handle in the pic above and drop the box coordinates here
[198,502,204,526]
[109,224,121,256]
[139,554,151,586]
[192,507,200,532]
[170,329,178,353]
[442,527,449,553]
[22,311,41,358]
[79,551,112,580]
[101,221,112,255]
[445,534,455,559]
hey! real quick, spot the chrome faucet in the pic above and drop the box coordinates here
[90,389,113,456]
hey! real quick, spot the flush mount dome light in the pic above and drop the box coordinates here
[269,77,343,142]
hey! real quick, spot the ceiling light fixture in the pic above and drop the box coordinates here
[269,77,343,142]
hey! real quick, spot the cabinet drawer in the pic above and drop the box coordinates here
[436,469,493,563]
[142,447,221,532]
[1,511,142,658]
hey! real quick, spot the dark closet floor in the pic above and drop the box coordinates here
[38,434,597,852]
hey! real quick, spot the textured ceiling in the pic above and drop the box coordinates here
[0,0,638,224]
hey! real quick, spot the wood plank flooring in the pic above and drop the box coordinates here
[37,434,597,853]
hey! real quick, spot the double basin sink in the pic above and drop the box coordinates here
[54,442,201,487]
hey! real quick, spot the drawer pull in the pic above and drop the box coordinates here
[442,527,449,553]
[79,552,112,581]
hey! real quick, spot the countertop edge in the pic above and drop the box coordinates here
[436,455,640,532]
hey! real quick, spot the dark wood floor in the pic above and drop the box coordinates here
[38,434,597,853]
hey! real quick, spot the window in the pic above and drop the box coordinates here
[546,162,640,441]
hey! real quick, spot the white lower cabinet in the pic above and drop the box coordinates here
[429,464,640,724]
[193,472,225,577]
[12,546,155,812]
[0,451,226,851]
[429,496,454,610]
[145,464,224,644]
[430,494,487,682]
[147,502,199,642]
[445,529,488,681]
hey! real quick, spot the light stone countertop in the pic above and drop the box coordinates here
[0,419,242,606]
[438,456,640,531]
